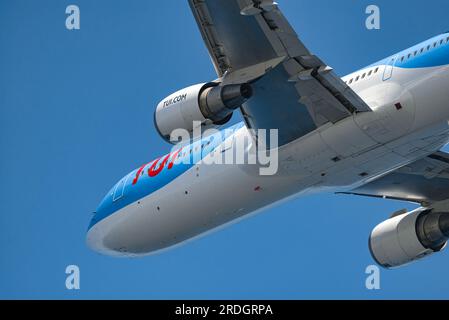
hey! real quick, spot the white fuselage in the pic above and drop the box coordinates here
[87,41,449,257]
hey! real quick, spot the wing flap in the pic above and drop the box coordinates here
[188,0,372,145]
[341,151,449,205]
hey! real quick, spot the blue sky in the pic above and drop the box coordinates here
[1,0,449,299]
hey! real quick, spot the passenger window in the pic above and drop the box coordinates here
[375,67,379,73]
[349,79,353,84]
[368,70,373,76]
[361,73,366,79]
[434,42,437,47]
[414,51,417,56]
[401,56,405,62]
[355,76,360,82]
[427,45,431,50]
[420,48,424,53]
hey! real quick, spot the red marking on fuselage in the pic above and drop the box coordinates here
[148,154,171,177]
[132,149,183,185]
[133,162,151,185]
[168,148,183,170]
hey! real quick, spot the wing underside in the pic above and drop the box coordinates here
[341,151,449,206]
[188,0,372,145]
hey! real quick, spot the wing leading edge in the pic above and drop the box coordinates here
[188,0,372,145]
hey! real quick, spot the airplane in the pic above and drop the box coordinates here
[87,0,449,269]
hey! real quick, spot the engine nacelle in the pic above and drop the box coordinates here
[154,82,253,143]
[369,208,449,269]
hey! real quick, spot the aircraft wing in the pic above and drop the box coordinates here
[340,151,449,206]
[188,0,371,145]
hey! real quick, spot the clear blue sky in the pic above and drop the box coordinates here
[1,0,449,299]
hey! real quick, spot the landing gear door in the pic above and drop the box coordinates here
[383,56,397,81]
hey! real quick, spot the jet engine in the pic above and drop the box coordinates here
[154,82,253,143]
[369,208,449,269]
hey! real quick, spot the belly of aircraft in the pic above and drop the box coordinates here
[87,125,449,257]
[87,64,449,257]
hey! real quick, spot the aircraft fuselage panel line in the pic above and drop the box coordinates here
[87,1,449,269]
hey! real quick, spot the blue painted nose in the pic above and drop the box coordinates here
[87,185,116,232]
[88,211,101,231]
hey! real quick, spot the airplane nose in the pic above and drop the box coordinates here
[86,212,103,253]
[86,202,116,256]
[86,213,123,257]
[86,199,144,257]
[88,212,100,230]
